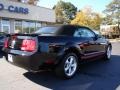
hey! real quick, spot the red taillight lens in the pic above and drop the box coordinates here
[4,38,8,48]
[21,39,36,52]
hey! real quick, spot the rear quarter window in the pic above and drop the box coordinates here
[55,25,77,36]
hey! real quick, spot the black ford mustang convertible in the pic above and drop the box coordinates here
[3,25,112,79]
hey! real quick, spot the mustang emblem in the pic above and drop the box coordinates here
[10,40,16,48]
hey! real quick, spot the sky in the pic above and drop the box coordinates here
[38,0,112,13]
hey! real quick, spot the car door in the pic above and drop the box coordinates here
[94,34,107,54]
[74,27,99,59]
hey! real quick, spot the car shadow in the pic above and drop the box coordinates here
[23,55,120,90]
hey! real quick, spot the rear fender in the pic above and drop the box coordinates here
[55,42,83,65]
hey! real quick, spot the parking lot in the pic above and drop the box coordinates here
[0,42,120,90]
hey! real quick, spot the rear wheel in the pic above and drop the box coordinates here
[104,46,112,60]
[55,53,78,79]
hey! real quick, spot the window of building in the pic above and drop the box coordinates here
[15,21,22,33]
[1,19,10,33]
[36,22,41,31]
[29,22,35,33]
[22,21,29,33]
[22,21,37,33]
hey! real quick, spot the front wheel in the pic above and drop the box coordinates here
[55,53,78,79]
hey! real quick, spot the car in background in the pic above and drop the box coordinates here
[0,32,8,52]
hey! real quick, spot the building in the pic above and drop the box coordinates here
[0,0,56,33]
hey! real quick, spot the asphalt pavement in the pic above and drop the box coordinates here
[0,42,120,90]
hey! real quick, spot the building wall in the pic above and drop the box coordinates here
[0,0,56,23]
[0,0,56,33]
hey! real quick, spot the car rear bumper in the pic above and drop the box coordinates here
[6,54,35,70]
[5,53,58,71]
[3,48,58,71]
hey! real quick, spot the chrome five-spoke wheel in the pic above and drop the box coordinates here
[55,53,78,79]
[64,55,77,77]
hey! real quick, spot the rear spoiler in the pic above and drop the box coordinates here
[7,33,39,37]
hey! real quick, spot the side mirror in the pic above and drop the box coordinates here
[96,34,102,39]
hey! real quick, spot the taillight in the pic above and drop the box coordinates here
[4,38,8,48]
[21,39,36,52]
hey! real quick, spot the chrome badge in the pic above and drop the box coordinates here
[10,40,16,48]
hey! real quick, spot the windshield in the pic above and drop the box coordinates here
[93,30,100,35]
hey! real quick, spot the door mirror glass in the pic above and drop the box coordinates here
[97,34,101,38]
[96,34,102,39]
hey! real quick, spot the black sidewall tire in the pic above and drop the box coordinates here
[55,53,78,79]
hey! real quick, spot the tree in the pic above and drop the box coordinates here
[102,16,113,25]
[71,8,102,30]
[27,0,38,5]
[53,0,77,24]
[103,0,120,29]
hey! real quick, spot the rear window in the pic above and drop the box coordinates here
[34,27,58,35]
[34,25,77,36]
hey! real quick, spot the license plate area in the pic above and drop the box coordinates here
[8,54,13,62]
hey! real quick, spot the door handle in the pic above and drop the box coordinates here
[88,41,95,44]
[83,41,89,46]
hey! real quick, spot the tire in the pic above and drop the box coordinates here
[104,46,112,60]
[55,53,78,79]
